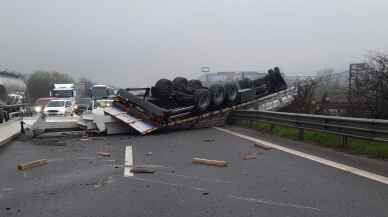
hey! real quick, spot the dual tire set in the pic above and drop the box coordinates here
[153,78,239,113]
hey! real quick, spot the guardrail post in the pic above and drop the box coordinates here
[226,113,235,125]
[341,136,348,147]
[298,128,304,140]
[249,120,254,128]
[270,123,274,132]
[20,120,25,134]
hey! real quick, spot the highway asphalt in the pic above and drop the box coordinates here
[0,127,387,217]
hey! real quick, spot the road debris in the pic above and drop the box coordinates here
[203,139,215,142]
[87,137,106,141]
[34,139,66,146]
[242,153,257,160]
[145,152,153,156]
[80,138,89,141]
[1,187,14,192]
[17,159,48,171]
[254,143,272,150]
[242,151,262,160]
[96,151,111,157]
[130,167,155,174]
[192,158,227,167]
[93,177,114,188]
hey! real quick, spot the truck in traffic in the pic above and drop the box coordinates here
[50,83,76,99]
[0,71,29,123]
[91,85,115,108]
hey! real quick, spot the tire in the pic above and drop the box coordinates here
[273,67,287,90]
[267,69,276,93]
[188,80,203,89]
[0,111,3,123]
[209,84,225,107]
[224,83,238,106]
[172,77,188,92]
[154,79,173,98]
[193,89,211,112]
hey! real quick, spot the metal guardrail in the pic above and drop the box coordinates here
[229,110,388,143]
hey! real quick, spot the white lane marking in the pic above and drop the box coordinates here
[124,145,133,177]
[229,195,321,211]
[127,176,208,192]
[215,127,388,185]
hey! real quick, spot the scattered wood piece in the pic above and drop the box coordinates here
[192,158,227,167]
[145,152,153,156]
[96,151,111,157]
[242,154,257,160]
[130,167,155,174]
[80,138,89,141]
[17,159,48,171]
[203,139,215,142]
[254,143,272,150]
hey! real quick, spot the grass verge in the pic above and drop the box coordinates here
[237,120,388,159]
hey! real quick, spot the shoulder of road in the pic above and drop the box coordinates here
[220,125,388,178]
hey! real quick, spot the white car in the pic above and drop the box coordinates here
[44,99,73,116]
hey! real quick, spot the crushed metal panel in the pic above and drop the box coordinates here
[106,121,133,135]
[104,107,158,135]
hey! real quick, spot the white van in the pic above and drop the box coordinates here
[44,99,73,116]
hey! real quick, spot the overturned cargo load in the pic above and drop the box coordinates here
[106,67,287,133]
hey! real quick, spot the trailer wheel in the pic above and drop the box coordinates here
[193,89,211,112]
[0,111,3,123]
[154,79,173,98]
[188,79,203,89]
[224,83,238,106]
[172,77,188,92]
[209,84,225,107]
[274,67,287,90]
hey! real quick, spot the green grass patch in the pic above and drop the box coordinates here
[237,120,388,159]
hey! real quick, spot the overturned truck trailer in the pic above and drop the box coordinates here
[102,67,287,134]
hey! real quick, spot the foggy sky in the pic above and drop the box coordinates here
[1,0,388,87]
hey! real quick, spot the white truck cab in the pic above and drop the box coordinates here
[50,84,76,98]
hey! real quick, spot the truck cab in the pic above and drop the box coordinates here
[91,85,114,108]
[50,84,76,98]
[50,83,76,107]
